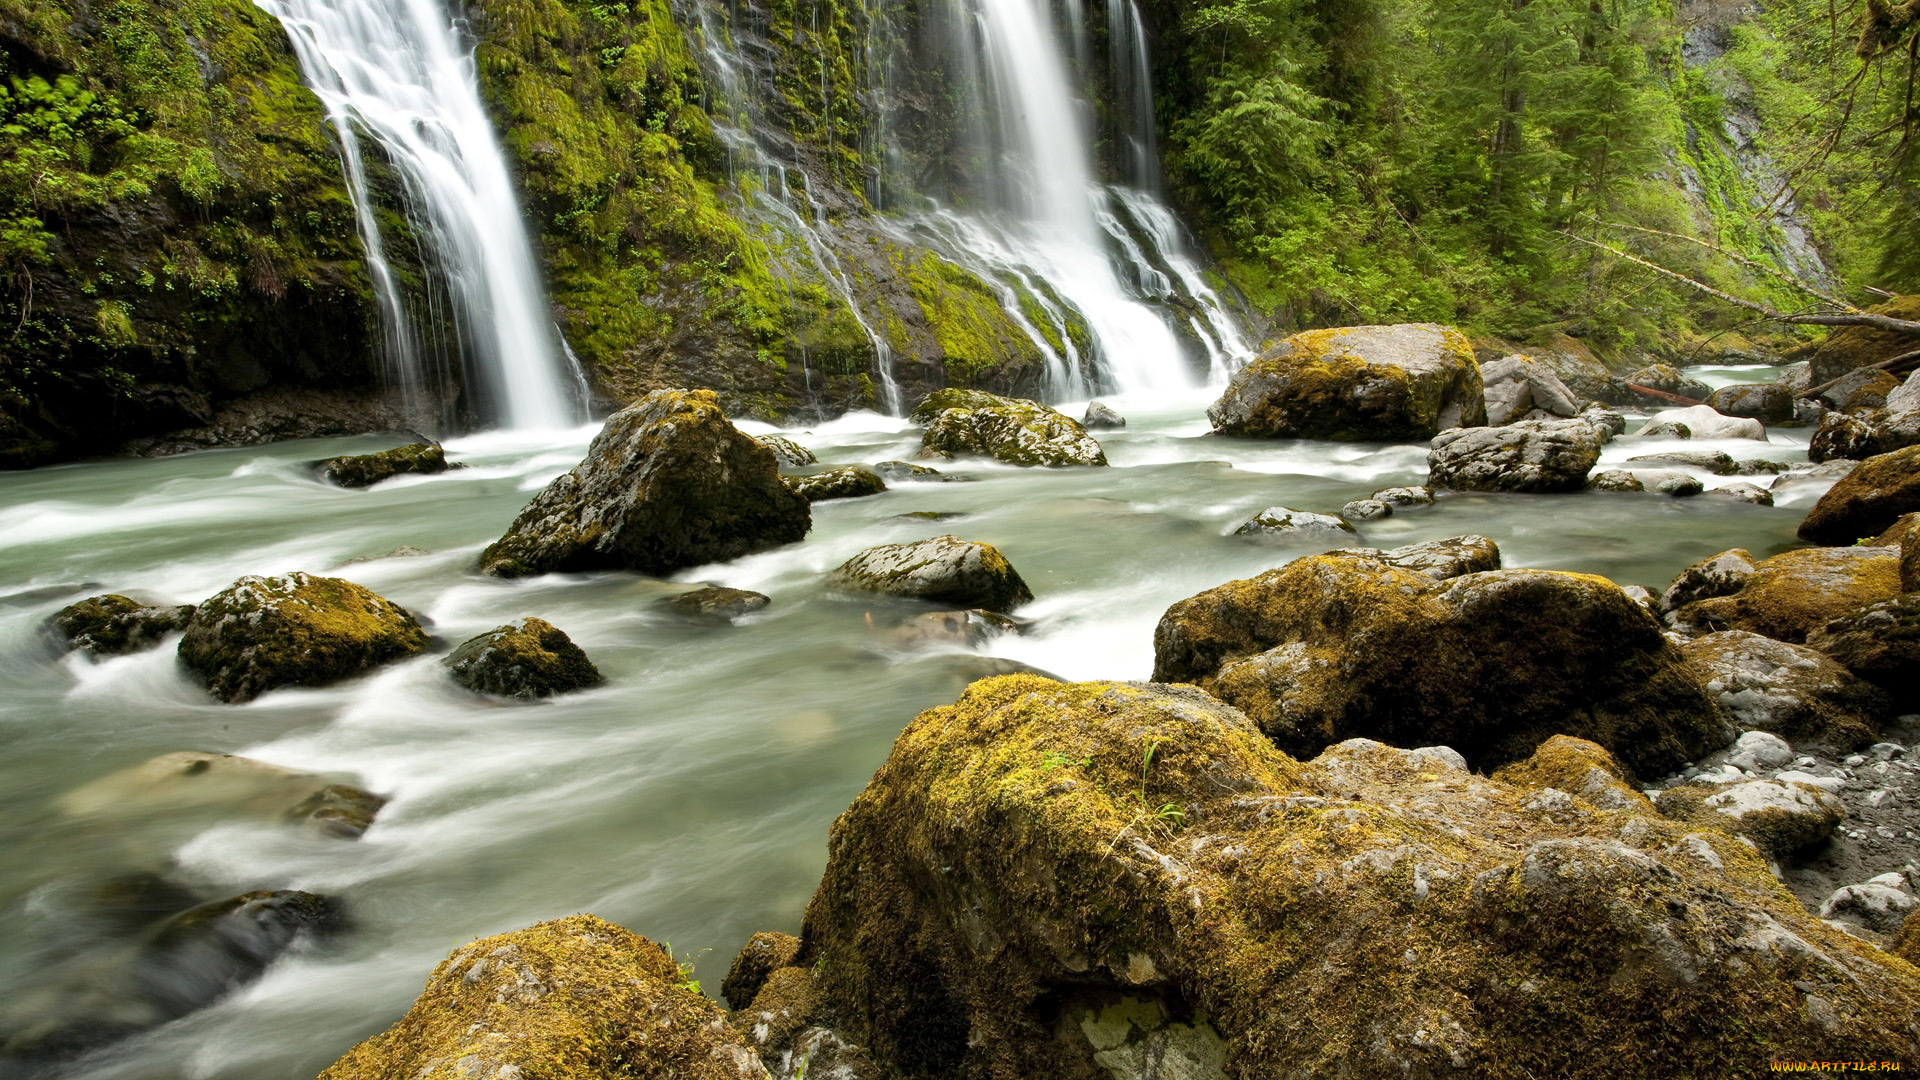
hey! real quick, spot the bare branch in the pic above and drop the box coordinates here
[1589,220,1858,311]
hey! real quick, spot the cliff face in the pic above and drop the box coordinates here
[0,0,383,468]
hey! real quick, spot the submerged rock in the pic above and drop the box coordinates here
[1706,382,1794,423]
[1207,323,1485,440]
[878,609,1022,649]
[52,594,193,656]
[177,573,428,703]
[446,618,604,699]
[827,535,1033,612]
[1677,631,1889,749]
[316,915,768,1080]
[1627,449,1738,474]
[911,389,1107,467]
[1232,506,1357,539]
[661,586,772,620]
[1152,557,1729,775]
[479,390,811,578]
[799,676,1920,1078]
[54,750,386,839]
[1329,534,1502,580]
[755,435,816,467]
[1799,445,1920,544]
[1,890,339,1061]
[872,460,955,482]
[316,442,449,488]
[1082,401,1126,429]
[1427,418,1603,493]
[781,466,886,502]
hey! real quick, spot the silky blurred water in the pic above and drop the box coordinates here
[0,375,1823,1079]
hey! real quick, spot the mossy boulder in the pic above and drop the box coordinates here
[1328,534,1502,580]
[1824,369,1904,412]
[1806,594,1920,697]
[1654,779,1847,858]
[755,435,816,467]
[54,750,385,839]
[1799,445,1920,544]
[1677,631,1889,750]
[51,594,193,656]
[316,443,450,488]
[0,889,339,1061]
[1151,557,1730,776]
[1722,546,1901,643]
[1807,408,1920,463]
[1706,382,1794,423]
[1893,911,1920,966]
[722,931,801,1009]
[660,586,772,620]
[1899,513,1920,591]
[797,676,1920,1079]
[176,573,428,702]
[782,466,886,502]
[1660,548,1757,627]
[1489,734,1653,812]
[911,389,1107,467]
[316,915,769,1080]
[1207,323,1485,440]
[826,536,1033,613]
[1427,418,1603,493]
[479,390,811,578]
[446,618,604,699]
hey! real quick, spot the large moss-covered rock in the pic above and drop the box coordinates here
[317,915,769,1080]
[1807,593,1920,698]
[55,750,385,838]
[798,676,1920,1079]
[782,466,886,502]
[1327,534,1502,580]
[1207,323,1485,440]
[1799,445,1920,544]
[446,618,604,699]
[826,535,1032,613]
[1489,734,1653,812]
[316,443,449,488]
[177,573,428,702]
[0,889,339,1061]
[1677,631,1889,749]
[1722,546,1901,643]
[1151,557,1730,776]
[722,932,801,1009]
[911,389,1107,467]
[1654,779,1848,858]
[1426,418,1603,492]
[479,390,811,578]
[51,594,193,656]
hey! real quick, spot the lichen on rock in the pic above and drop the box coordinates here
[781,466,886,502]
[446,617,604,699]
[1678,631,1889,750]
[1207,323,1485,440]
[1799,444,1920,544]
[51,594,193,656]
[176,572,428,702]
[316,443,450,488]
[910,389,1107,467]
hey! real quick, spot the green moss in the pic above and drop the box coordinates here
[177,572,429,702]
[899,251,1046,383]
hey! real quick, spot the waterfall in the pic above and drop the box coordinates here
[258,0,585,430]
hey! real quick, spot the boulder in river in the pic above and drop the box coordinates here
[1590,468,1702,496]
[1638,404,1768,441]
[1081,400,1126,429]
[55,750,386,839]
[660,586,772,619]
[1587,469,1645,492]
[872,460,956,482]
[878,608,1022,650]
[1677,631,1889,750]
[1809,407,1920,462]
[781,466,886,502]
[1799,444,1920,544]
[1,890,340,1062]
[1703,482,1775,505]
[1627,448,1737,474]
[1328,533,1502,580]
[1151,556,1730,776]
[52,594,193,656]
[1479,353,1582,426]
[910,389,1107,467]
[1822,368,1902,412]
[446,618,605,699]
[479,390,811,578]
[316,442,449,488]
[1807,593,1920,697]
[1370,484,1435,505]
[827,535,1033,613]
[1340,498,1392,521]
[1426,417,1603,493]
[316,915,767,1080]
[1207,323,1485,440]
[755,434,816,467]
[797,675,1920,1078]
[177,572,428,703]
[1232,506,1357,539]
[1705,382,1794,423]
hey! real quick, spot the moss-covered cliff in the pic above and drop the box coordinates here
[0,0,381,467]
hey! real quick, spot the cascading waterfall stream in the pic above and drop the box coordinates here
[258,0,584,430]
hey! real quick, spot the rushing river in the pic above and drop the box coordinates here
[0,373,1827,1079]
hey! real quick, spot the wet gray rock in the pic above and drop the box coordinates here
[911,389,1107,467]
[1736,458,1793,474]
[446,618,605,700]
[1678,631,1889,749]
[827,535,1033,613]
[873,460,959,482]
[756,435,817,467]
[660,586,771,619]
[1822,875,1918,935]
[1705,383,1794,423]
[782,467,886,502]
[1233,506,1358,539]
[1371,485,1435,506]
[52,594,193,656]
[1427,418,1603,493]
[1704,482,1775,505]
[1821,368,1902,412]
[1587,469,1646,492]
[479,390,811,578]
[1578,405,1627,441]
[1081,401,1126,430]
[1207,323,1486,440]
[54,750,386,839]
[1480,353,1582,426]
[1637,405,1768,441]
[1627,449,1738,474]
[1329,534,1501,580]
[1605,469,1703,496]
[1341,498,1393,521]
[316,443,449,488]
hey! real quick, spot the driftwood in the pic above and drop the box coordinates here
[1623,383,1706,406]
